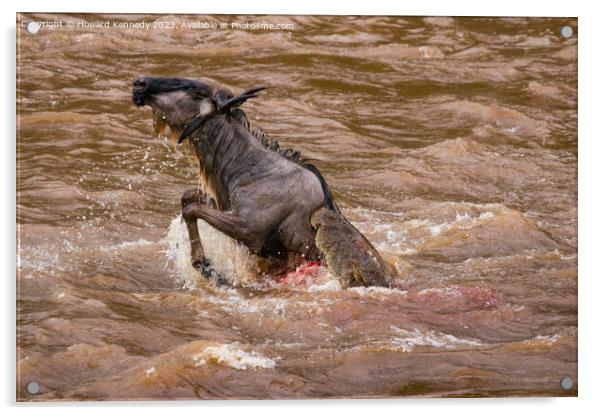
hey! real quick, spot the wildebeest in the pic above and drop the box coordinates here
[132,76,401,288]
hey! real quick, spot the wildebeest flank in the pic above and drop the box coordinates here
[132,76,402,288]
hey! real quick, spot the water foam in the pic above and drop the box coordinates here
[389,326,484,352]
[348,286,408,296]
[348,326,485,354]
[18,249,63,276]
[306,279,342,292]
[414,211,496,237]
[165,215,257,289]
[101,238,156,252]
[192,343,276,370]
[348,208,474,256]
[348,202,537,258]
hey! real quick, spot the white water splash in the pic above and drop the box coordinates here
[193,343,276,370]
[165,215,257,289]
[306,279,342,292]
[18,246,64,276]
[523,334,561,346]
[102,238,156,252]
[421,211,495,237]
[417,286,465,298]
[349,286,408,296]
[348,203,504,256]
[389,326,484,352]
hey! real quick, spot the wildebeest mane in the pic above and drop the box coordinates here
[230,108,305,165]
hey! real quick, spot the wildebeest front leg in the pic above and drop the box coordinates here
[180,189,225,284]
[182,202,263,254]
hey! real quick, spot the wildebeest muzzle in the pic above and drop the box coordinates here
[132,77,148,107]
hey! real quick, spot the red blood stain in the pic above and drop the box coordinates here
[276,261,321,286]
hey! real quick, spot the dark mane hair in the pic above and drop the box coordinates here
[230,108,305,165]
[145,77,214,99]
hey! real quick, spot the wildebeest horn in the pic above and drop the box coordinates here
[241,86,267,96]
[179,87,267,143]
[216,87,266,113]
[178,115,207,144]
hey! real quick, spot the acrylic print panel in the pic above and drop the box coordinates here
[16,13,577,401]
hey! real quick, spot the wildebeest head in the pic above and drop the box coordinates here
[132,76,231,144]
[132,76,265,145]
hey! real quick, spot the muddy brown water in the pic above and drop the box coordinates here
[16,14,577,400]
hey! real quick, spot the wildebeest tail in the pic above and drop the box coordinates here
[303,163,341,214]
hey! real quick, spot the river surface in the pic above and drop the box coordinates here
[16,14,577,400]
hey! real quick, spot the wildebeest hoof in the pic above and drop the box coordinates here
[192,259,227,285]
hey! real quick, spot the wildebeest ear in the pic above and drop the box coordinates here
[213,88,232,112]
[178,115,207,144]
